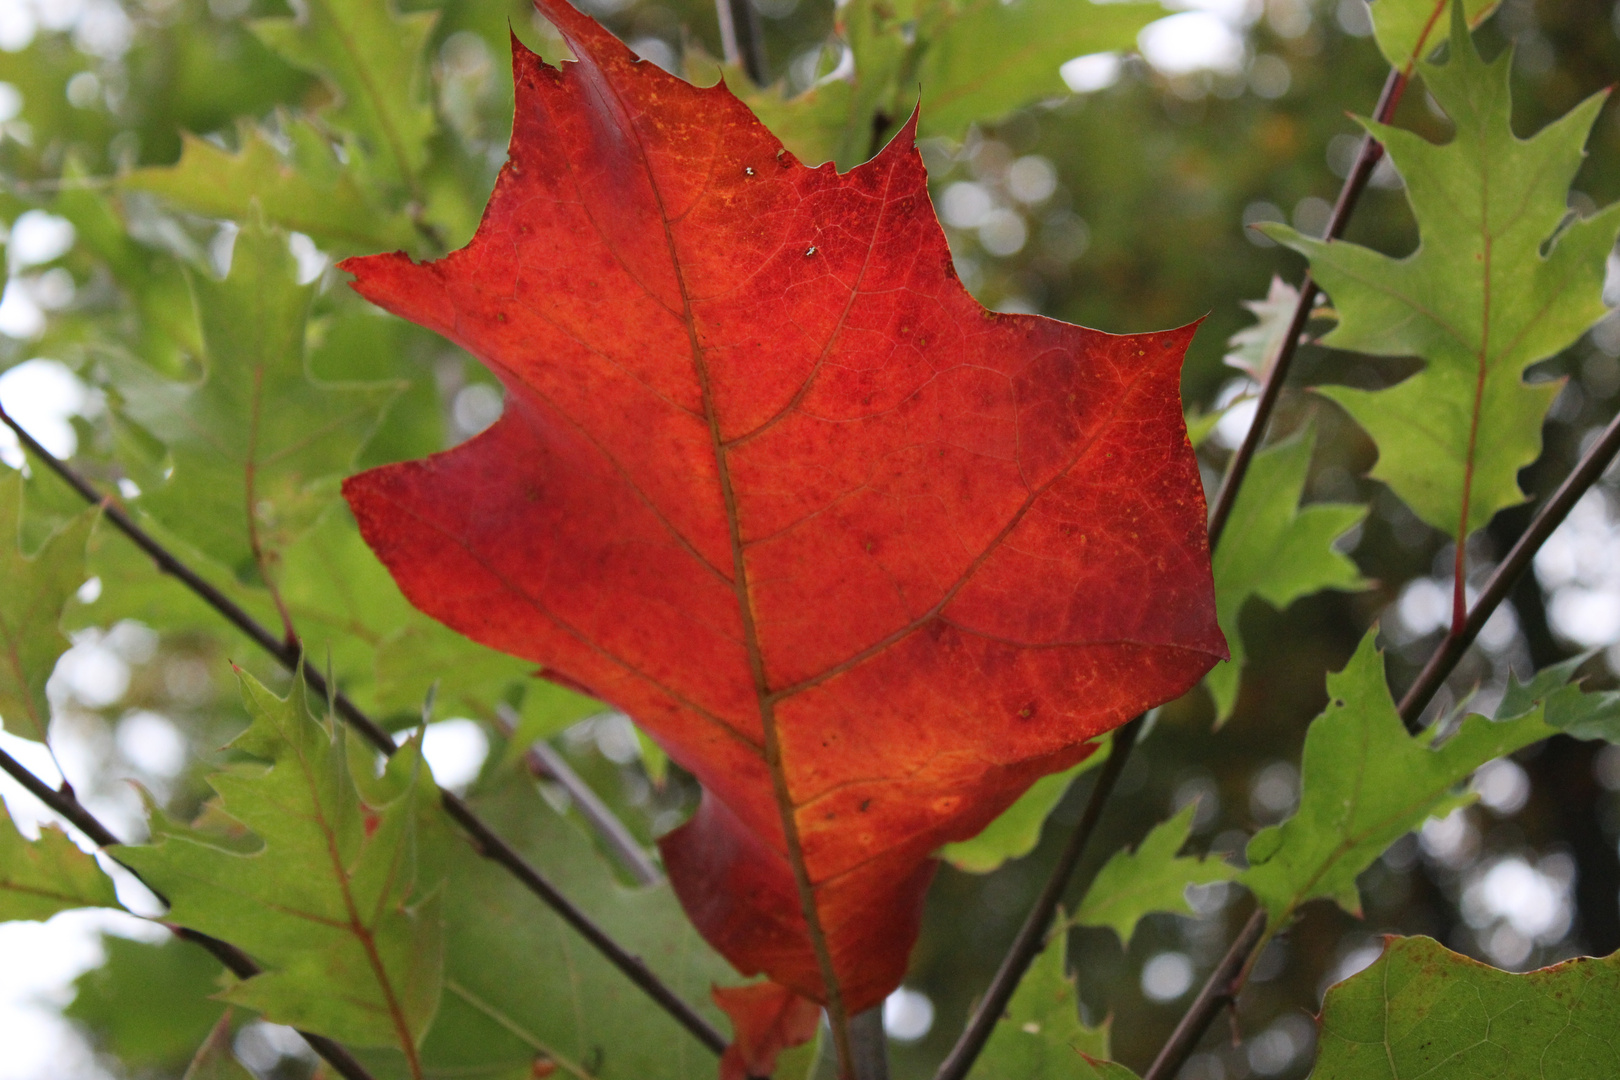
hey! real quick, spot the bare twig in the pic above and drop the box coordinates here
[496,704,662,886]
[1206,67,1409,551]
[0,745,378,1080]
[1399,407,1620,728]
[1141,909,1268,1080]
[0,402,728,1058]
[933,718,1142,1080]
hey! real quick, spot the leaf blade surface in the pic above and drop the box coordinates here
[341,0,1223,1011]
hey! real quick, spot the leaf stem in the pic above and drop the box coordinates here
[1399,404,1620,729]
[932,717,1142,1080]
[0,743,380,1080]
[0,401,729,1059]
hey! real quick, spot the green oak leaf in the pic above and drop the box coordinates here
[0,804,118,921]
[1207,430,1367,724]
[250,0,437,194]
[1312,935,1620,1078]
[51,156,202,374]
[1242,631,1557,925]
[1496,653,1620,742]
[1370,0,1502,74]
[397,768,736,1080]
[712,0,1158,169]
[69,504,595,735]
[1072,802,1240,947]
[911,0,1160,142]
[122,119,422,256]
[110,218,399,589]
[0,468,93,744]
[1224,276,1303,385]
[1262,14,1620,546]
[67,934,230,1071]
[942,736,1108,874]
[118,672,445,1052]
[968,913,1127,1080]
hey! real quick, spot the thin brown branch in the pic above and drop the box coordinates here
[1140,909,1268,1080]
[0,744,379,1080]
[1400,405,1620,729]
[0,402,728,1058]
[1206,67,1409,552]
[932,717,1142,1080]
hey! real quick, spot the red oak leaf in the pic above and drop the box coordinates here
[713,982,821,1080]
[340,0,1224,1018]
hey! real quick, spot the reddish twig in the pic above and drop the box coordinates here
[0,401,728,1058]
[1141,909,1268,1080]
[0,744,378,1080]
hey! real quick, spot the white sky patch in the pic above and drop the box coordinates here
[0,358,88,464]
[1139,12,1247,75]
[0,911,159,1080]
[1142,952,1195,1001]
[883,987,934,1042]
[406,719,490,793]
[1060,52,1123,93]
[1535,489,1620,664]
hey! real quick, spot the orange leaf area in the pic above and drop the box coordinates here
[714,982,821,1080]
[341,0,1224,1012]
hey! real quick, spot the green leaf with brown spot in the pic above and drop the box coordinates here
[118,672,444,1054]
[1312,935,1620,1078]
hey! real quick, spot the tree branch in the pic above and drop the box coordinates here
[0,744,378,1080]
[1206,67,1409,551]
[0,402,728,1059]
[933,718,1142,1080]
[1140,909,1267,1080]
